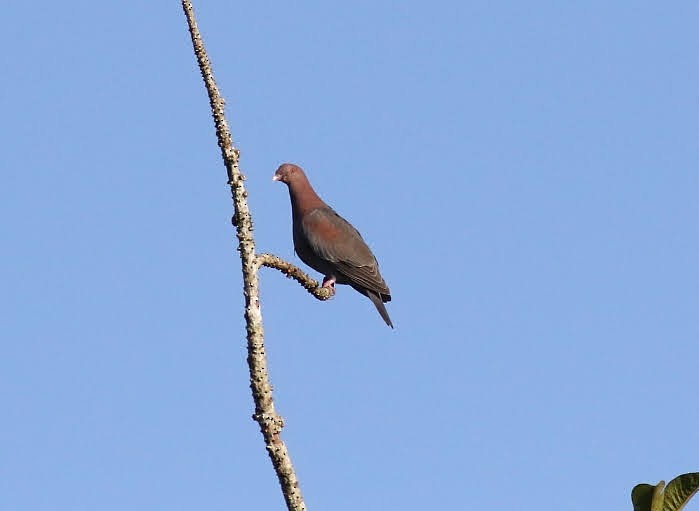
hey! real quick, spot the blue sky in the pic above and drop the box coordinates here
[2,1,698,510]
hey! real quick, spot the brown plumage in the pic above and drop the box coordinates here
[273,163,393,328]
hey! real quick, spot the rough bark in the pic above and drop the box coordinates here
[256,253,334,300]
[181,2,325,509]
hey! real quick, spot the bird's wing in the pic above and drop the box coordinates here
[301,207,390,296]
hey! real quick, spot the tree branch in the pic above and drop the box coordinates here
[256,254,334,300]
[181,2,306,510]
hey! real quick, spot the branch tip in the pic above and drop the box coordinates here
[257,253,334,301]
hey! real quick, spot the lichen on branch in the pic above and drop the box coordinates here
[256,253,334,301]
[181,1,309,510]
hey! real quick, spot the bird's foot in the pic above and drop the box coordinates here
[322,276,336,296]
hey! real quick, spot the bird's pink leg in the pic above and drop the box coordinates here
[322,276,336,296]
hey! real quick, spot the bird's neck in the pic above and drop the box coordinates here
[289,181,326,216]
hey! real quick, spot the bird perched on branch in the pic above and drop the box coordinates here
[273,163,393,328]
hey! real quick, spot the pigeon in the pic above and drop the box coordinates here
[273,163,393,328]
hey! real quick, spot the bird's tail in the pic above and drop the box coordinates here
[367,291,394,329]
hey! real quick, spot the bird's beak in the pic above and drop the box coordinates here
[272,174,280,181]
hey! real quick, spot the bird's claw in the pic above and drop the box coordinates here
[321,276,336,296]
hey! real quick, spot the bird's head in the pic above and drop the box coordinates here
[272,163,305,185]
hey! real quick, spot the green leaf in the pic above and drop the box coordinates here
[653,481,666,511]
[662,473,699,511]
[631,474,699,511]
[631,484,655,511]
[632,483,657,511]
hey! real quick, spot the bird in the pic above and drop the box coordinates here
[273,163,393,328]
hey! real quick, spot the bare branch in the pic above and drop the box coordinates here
[181,2,306,510]
[256,253,334,301]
